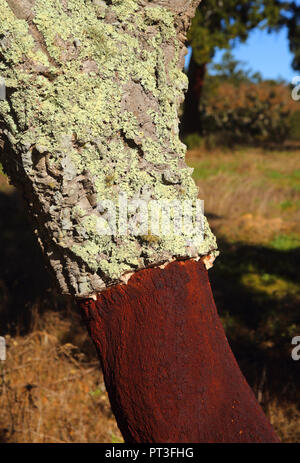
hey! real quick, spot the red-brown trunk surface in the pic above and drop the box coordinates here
[77,259,280,443]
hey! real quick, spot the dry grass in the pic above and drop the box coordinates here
[0,311,123,443]
[269,402,300,443]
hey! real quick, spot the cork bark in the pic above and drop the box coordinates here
[0,0,217,297]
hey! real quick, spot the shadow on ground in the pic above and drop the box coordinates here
[209,236,300,405]
[0,189,82,336]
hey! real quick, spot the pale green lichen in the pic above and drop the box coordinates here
[0,0,218,296]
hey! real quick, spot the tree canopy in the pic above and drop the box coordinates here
[188,0,300,71]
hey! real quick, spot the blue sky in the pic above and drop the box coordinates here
[185,27,297,83]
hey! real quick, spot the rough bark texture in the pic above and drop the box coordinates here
[78,259,280,443]
[0,0,217,298]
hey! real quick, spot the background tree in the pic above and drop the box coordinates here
[183,51,297,148]
[181,0,300,136]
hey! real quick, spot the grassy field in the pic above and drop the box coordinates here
[0,147,299,442]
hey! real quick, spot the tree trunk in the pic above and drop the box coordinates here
[0,0,216,297]
[78,259,279,443]
[0,0,279,443]
[181,52,206,136]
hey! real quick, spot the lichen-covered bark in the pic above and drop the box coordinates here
[0,0,217,297]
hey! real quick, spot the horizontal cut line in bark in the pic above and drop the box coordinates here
[75,254,218,300]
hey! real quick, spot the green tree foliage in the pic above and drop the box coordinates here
[188,0,299,71]
[187,0,265,66]
[182,0,268,136]
[184,52,298,148]
[209,50,263,84]
[182,0,299,137]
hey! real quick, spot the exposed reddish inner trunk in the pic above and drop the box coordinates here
[78,260,279,443]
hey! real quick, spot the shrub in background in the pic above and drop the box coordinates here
[182,52,299,149]
[289,110,300,141]
[199,81,297,146]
